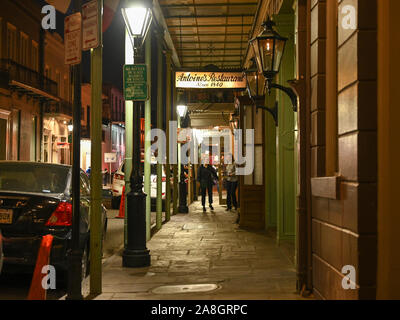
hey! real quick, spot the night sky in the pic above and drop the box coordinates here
[37,0,125,90]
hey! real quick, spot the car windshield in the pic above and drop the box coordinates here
[0,162,70,194]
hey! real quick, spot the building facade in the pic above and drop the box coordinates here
[0,0,46,161]
[42,31,72,165]
[262,0,399,300]
[80,83,125,174]
[0,0,72,164]
[103,83,125,173]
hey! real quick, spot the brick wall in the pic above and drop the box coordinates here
[310,0,378,299]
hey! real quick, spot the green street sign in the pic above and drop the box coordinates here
[123,64,148,101]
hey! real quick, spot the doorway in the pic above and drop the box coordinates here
[0,118,7,160]
[0,109,11,160]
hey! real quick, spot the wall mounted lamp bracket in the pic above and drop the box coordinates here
[253,96,278,126]
[256,101,278,126]
[267,80,298,112]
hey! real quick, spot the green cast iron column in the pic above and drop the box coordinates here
[145,31,152,240]
[165,51,172,222]
[172,76,178,215]
[156,31,163,230]
[124,29,134,248]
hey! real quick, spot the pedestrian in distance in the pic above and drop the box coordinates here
[224,153,238,212]
[103,168,110,186]
[197,161,218,212]
[86,166,91,178]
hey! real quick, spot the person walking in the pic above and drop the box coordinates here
[197,163,218,212]
[103,168,110,186]
[224,154,238,212]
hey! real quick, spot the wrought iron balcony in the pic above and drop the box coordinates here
[44,99,73,117]
[0,59,58,98]
[111,109,125,123]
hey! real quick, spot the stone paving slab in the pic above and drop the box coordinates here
[88,202,308,300]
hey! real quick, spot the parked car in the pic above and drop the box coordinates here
[111,160,171,210]
[0,161,107,282]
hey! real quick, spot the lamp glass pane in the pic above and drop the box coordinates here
[124,7,148,36]
[260,38,274,73]
[273,38,286,73]
[247,71,263,98]
[250,39,262,75]
[177,104,187,118]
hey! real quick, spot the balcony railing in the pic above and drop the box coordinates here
[0,59,58,97]
[44,100,73,117]
[112,110,125,123]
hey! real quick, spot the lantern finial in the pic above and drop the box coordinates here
[263,16,276,30]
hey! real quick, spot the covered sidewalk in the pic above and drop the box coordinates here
[90,202,301,300]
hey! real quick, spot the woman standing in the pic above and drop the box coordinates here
[197,163,218,212]
[224,154,238,211]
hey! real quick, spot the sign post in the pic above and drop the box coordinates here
[124,64,148,101]
[104,153,117,185]
[105,152,117,164]
[82,0,99,51]
[64,13,82,65]
[88,0,102,297]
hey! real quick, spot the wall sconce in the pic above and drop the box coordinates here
[243,57,278,126]
[249,17,298,112]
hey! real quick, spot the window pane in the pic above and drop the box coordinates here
[0,162,69,193]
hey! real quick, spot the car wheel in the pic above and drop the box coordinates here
[111,196,121,209]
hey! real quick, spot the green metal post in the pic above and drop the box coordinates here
[172,79,178,215]
[178,116,181,179]
[89,0,103,295]
[144,32,152,240]
[165,51,172,222]
[124,29,134,247]
[156,31,163,230]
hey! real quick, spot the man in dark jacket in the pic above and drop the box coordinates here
[197,164,218,212]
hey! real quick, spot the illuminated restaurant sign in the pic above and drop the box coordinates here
[175,72,246,89]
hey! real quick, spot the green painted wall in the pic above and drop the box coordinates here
[264,91,277,230]
[275,13,296,243]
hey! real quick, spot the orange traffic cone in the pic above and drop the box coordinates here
[116,186,125,219]
[27,235,54,300]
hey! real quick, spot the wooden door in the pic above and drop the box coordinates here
[239,103,265,229]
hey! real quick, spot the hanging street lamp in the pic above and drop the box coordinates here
[122,0,152,268]
[177,103,188,119]
[249,17,298,112]
[243,57,278,125]
[122,0,153,51]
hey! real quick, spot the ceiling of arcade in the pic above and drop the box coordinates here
[160,0,285,128]
[159,0,284,69]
